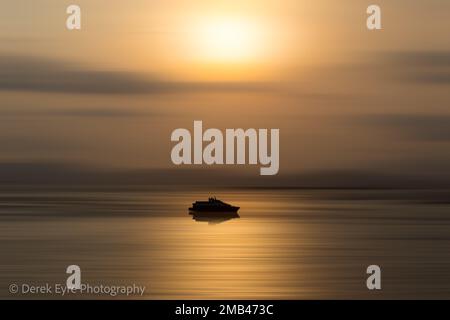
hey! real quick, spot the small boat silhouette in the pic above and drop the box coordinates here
[188,197,240,224]
[189,197,240,212]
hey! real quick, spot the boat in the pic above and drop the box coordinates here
[189,197,240,212]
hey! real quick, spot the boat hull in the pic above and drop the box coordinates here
[189,206,240,213]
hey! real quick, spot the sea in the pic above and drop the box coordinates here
[1,187,449,299]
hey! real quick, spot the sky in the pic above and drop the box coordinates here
[0,0,449,185]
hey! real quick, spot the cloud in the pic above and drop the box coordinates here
[388,51,450,68]
[0,107,160,118]
[0,136,82,153]
[410,73,450,84]
[1,162,449,189]
[358,114,450,141]
[0,55,273,95]
[384,51,450,84]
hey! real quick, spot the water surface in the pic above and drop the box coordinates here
[1,188,449,299]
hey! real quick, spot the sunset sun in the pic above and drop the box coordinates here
[194,17,264,62]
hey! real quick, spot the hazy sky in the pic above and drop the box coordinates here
[0,0,449,179]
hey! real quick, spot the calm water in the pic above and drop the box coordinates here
[1,188,450,299]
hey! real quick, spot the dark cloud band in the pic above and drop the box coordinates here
[0,55,272,95]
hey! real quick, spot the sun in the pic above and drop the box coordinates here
[194,17,264,63]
